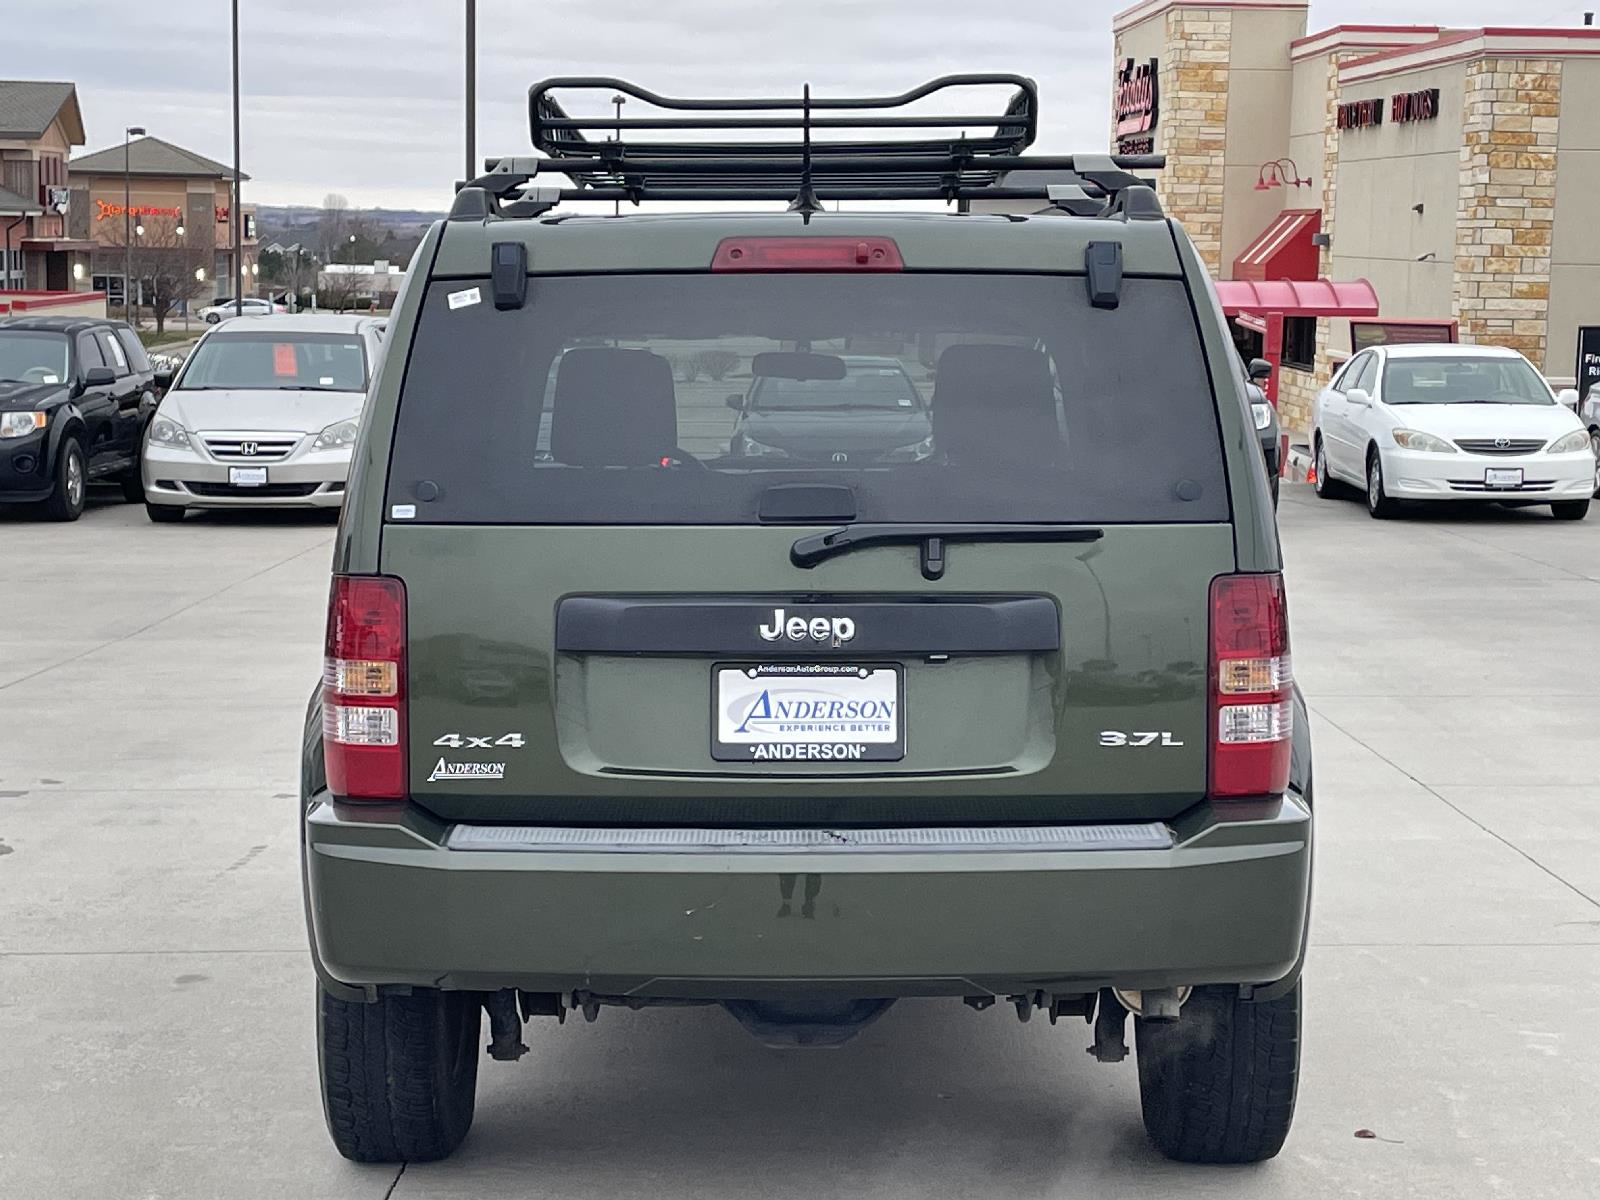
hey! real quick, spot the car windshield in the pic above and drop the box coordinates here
[0,331,70,385]
[176,331,367,391]
[1382,356,1554,405]
[750,363,923,411]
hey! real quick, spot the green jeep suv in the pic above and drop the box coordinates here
[301,76,1312,1166]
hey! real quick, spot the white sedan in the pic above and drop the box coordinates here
[1311,344,1595,520]
[196,297,284,324]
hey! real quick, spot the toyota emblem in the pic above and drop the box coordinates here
[831,451,849,464]
[1493,437,1511,449]
[239,441,259,456]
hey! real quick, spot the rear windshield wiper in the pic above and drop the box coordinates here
[791,523,1104,580]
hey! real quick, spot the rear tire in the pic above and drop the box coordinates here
[145,502,185,523]
[1136,983,1302,1164]
[318,986,481,1164]
[1552,499,1590,521]
[43,437,86,522]
[1365,450,1400,519]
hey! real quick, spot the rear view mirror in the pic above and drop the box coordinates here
[83,365,116,387]
[725,393,745,411]
[153,368,175,389]
[1556,388,1580,409]
[751,351,846,382]
[1346,387,1371,407]
[1248,357,1272,383]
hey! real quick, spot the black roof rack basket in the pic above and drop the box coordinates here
[457,75,1164,216]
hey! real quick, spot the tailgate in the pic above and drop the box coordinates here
[384,523,1233,824]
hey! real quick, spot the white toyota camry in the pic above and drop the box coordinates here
[1311,343,1595,520]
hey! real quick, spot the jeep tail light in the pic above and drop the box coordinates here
[323,575,407,800]
[711,236,904,272]
[1209,573,1292,799]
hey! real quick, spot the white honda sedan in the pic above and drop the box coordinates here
[1311,344,1594,520]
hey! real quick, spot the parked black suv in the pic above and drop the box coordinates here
[0,316,160,520]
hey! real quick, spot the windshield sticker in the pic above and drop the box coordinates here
[390,504,417,519]
[272,344,297,376]
[42,374,59,384]
[447,286,482,311]
[319,376,334,386]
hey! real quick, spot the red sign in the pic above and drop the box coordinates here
[216,205,229,223]
[1115,58,1159,139]
[95,199,182,221]
[1391,87,1440,124]
[273,344,299,376]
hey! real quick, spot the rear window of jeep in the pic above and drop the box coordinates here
[385,272,1228,523]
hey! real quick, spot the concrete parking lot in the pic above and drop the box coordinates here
[2,485,1597,1199]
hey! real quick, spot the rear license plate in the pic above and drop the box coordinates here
[1484,467,1523,489]
[713,663,904,762]
[229,466,268,487]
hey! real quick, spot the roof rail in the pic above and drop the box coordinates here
[452,76,1165,219]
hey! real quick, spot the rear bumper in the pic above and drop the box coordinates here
[303,793,1313,999]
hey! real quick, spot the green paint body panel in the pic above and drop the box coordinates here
[302,207,1311,1002]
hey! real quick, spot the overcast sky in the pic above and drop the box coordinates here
[11,0,1594,211]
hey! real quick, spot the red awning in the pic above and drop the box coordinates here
[1215,277,1379,318]
[1232,209,1320,282]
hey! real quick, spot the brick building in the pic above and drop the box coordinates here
[66,135,257,310]
[1110,1,1600,432]
[0,80,93,294]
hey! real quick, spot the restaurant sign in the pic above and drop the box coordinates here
[95,199,182,221]
[1337,88,1441,131]
[1115,57,1159,153]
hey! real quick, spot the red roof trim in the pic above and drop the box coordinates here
[1341,26,1600,72]
[1290,24,1442,50]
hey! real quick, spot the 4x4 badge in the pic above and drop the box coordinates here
[759,607,856,645]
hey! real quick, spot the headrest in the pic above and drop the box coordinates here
[549,348,678,466]
[932,344,1060,463]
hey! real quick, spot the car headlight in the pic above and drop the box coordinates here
[0,411,47,439]
[148,416,190,448]
[1251,402,1273,431]
[1547,429,1592,454]
[1391,428,1456,453]
[882,435,936,462]
[313,419,360,451]
[737,435,789,459]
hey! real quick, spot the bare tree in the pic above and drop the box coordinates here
[127,217,209,336]
[318,268,367,313]
[317,192,350,263]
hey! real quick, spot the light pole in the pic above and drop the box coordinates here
[612,94,625,216]
[231,0,243,318]
[124,125,145,320]
[465,0,476,182]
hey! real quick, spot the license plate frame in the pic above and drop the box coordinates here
[1484,467,1523,489]
[712,662,905,763]
[229,466,269,487]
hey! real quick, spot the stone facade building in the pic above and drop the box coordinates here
[1111,2,1600,433]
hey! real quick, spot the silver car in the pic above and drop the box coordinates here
[141,315,385,520]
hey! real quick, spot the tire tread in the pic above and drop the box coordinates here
[1136,983,1301,1164]
[318,987,479,1164]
